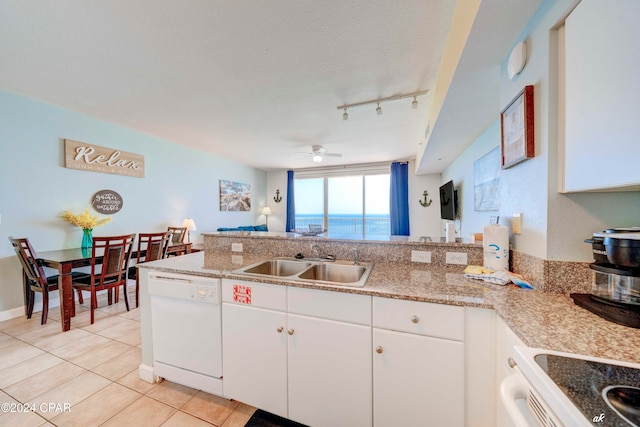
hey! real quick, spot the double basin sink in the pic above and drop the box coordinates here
[233,257,373,287]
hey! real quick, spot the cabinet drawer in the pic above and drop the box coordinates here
[373,297,464,341]
[221,279,286,311]
[288,286,371,325]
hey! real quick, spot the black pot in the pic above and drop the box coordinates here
[603,235,640,267]
[584,236,609,263]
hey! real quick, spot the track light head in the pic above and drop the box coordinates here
[376,102,382,115]
[343,108,348,120]
[412,96,418,109]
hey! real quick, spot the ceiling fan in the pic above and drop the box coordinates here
[307,145,342,163]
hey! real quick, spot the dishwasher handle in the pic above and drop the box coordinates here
[150,274,192,284]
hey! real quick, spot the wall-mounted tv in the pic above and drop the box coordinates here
[439,180,458,221]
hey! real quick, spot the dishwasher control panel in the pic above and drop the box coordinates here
[148,273,221,304]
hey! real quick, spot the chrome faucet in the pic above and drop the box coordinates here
[352,248,359,265]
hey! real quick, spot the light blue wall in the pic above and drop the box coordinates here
[0,90,266,313]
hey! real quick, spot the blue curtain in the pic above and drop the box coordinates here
[285,170,296,232]
[390,162,410,236]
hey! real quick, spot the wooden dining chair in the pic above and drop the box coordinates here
[129,231,171,307]
[167,226,187,244]
[8,236,87,325]
[71,234,135,324]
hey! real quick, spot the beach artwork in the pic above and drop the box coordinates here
[219,180,251,211]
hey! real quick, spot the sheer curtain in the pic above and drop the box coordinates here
[285,170,295,232]
[390,162,410,236]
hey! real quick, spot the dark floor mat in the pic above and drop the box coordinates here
[244,409,310,427]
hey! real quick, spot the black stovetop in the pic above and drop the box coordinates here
[535,353,640,426]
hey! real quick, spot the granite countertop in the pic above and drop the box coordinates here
[140,251,640,364]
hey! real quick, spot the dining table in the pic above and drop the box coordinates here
[35,242,192,331]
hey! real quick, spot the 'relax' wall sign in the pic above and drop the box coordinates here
[64,139,145,178]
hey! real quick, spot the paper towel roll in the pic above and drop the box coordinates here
[445,222,455,243]
[483,223,509,270]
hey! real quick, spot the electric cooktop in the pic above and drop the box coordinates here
[534,353,640,426]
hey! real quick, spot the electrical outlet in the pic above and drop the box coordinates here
[446,252,468,265]
[411,250,432,263]
[231,242,243,252]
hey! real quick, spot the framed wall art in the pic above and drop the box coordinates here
[501,85,534,169]
[219,180,251,211]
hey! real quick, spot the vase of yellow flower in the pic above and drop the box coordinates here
[60,208,112,249]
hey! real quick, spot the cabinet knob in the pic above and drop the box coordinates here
[411,315,420,324]
[288,329,295,335]
[277,326,284,333]
[376,346,383,354]
[508,357,517,368]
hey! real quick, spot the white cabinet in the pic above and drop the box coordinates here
[562,0,640,192]
[222,279,372,427]
[495,316,525,427]
[222,303,288,417]
[372,297,465,427]
[288,314,372,427]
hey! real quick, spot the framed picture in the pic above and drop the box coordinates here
[474,147,500,211]
[219,180,251,211]
[501,85,534,169]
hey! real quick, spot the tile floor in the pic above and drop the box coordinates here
[0,285,257,427]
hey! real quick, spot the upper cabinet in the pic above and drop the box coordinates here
[561,0,640,192]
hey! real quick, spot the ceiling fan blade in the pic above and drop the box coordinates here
[325,153,342,157]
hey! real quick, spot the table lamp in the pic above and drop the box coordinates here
[261,207,272,228]
[181,218,197,243]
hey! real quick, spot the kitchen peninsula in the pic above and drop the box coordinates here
[137,232,640,427]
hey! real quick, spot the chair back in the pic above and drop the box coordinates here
[8,237,48,288]
[89,234,135,287]
[137,232,171,263]
[167,227,187,243]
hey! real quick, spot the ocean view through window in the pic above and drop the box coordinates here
[294,172,390,236]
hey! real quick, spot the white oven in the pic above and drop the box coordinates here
[501,346,640,427]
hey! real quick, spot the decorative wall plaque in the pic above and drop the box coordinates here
[91,190,123,214]
[64,139,145,178]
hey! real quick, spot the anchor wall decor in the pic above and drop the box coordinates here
[273,189,283,203]
[419,190,433,207]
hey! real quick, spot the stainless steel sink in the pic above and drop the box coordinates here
[233,257,373,287]
[242,259,311,276]
[298,263,367,284]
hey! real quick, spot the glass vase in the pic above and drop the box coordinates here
[81,228,93,249]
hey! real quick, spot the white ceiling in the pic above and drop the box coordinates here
[0,0,541,173]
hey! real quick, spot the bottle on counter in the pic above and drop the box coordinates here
[483,216,509,271]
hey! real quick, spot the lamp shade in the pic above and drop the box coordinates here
[181,218,197,231]
[262,207,272,216]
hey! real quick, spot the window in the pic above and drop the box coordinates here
[294,168,390,237]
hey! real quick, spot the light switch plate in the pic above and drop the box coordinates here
[231,242,243,252]
[513,213,523,235]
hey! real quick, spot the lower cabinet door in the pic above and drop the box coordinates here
[373,328,464,427]
[287,314,372,427]
[222,303,288,418]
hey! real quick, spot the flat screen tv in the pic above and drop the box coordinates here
[439,180,457,221]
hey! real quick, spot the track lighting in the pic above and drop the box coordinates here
[337,90,428,119]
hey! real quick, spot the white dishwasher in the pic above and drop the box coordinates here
[148,272,223,396]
